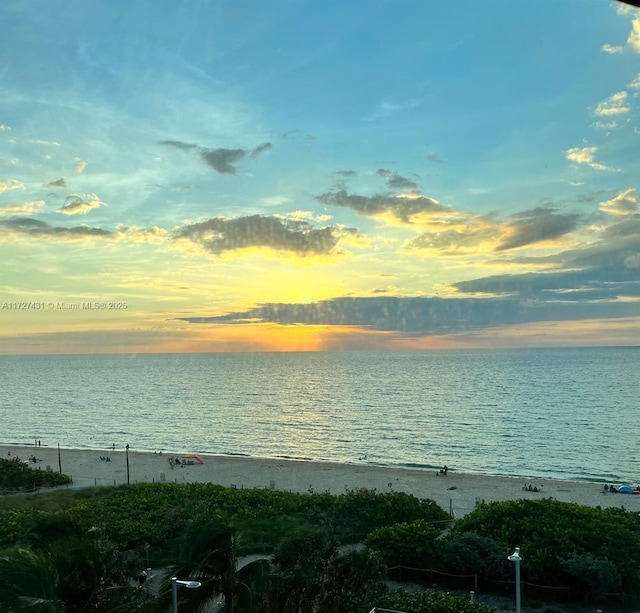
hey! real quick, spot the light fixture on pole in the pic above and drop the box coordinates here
[125,443,130,485]
[507,547,522,613]
[171,576,201,613]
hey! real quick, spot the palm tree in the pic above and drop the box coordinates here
[0,547,62,613]
[166,521,271,613]
[266,526,387,613]
[0,532,155,612]
[268,525,338,613]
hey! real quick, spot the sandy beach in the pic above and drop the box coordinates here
[3,443,638,518]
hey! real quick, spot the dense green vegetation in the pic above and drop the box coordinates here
[1,480,640,612]
[0,483,458,612]
[366,519,445,569]
[452,498,640,601]
[378,588,494,613]
[0,457,71,492]
[50,483,449,551]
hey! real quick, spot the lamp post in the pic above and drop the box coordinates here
[125,443,130,485]
[507,547,522,613]
[171,577,201,613]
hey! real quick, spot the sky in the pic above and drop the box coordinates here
[1,0,639,354]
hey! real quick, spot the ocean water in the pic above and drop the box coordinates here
[1,348,638,483]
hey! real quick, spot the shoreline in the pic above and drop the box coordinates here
[2,444,638,518]
[1,441,618,484]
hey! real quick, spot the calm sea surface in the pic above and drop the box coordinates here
[1,348,638,483]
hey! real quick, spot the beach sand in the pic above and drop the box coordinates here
[3,443,638,518]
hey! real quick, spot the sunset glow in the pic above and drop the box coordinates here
[1,0,639,354]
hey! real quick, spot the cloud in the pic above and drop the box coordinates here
[261,195,291,206]
[451,222,640,306]
[565,146,609,171]
[452,263,640,304]
[617,3,638,16]
[602,43,624,54]
[57,194,105,216]
[173,214,360,256]
[594,91,630,116]
[565,147,598,164]
[362,98,419,122]
[495,207,581,252]
[0,124,11,131]
[0,217,113,240]
[404,217,494,255]
[592,120,619,131]
[75,160,88,174]
[114,224,168,243]
[316,189,448,224]
[288,210,315,221]
[600,189,638,216]
[200,148,246,174]
[0,218,165,244]
[44,177,67,188]
[160,140,273,174]
[0,179,25,193]
[335,170,357,177]
[376,168,420,191]
[177,296,517,332]
[629,72,640,89]
[615,4,640,53]
[404,208,581,255]
[249,141,273,159]
[628,17,640,52]
[427,154,443,164]
[29,139,61,146]
[176,292,640,336]
[600,217,640,241]
[0,200,46,216]
[158,140,198,150]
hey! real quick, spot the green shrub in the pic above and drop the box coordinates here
[0,457,71,492]
[59,483,448,552]
[560,552,622,599]
[331,488,451,541]
[377,587,494,613]
[366,519,444,568]
[452,498,640,597]
[443,532,511,581]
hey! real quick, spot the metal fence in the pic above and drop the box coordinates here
[388,564,571,603]
[386,564,634,608]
